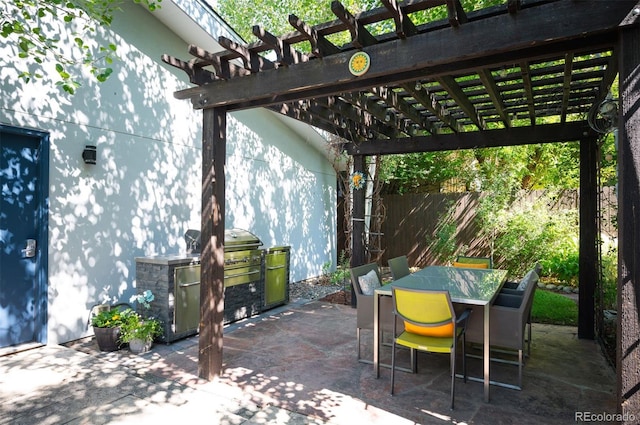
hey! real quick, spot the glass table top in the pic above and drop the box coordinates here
[376,265,508,305]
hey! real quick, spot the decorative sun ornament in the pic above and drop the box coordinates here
[348,51,370,76]
[350,171,366,190]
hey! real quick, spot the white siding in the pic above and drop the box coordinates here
[0,2,335,344]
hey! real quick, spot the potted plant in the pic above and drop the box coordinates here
[120,290,162,354]
[90,305,132,352]
[120,312,162,354]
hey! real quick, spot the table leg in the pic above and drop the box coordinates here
[484,303,490,402]
[373,291,380,378]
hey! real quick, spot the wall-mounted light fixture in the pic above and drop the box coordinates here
[82,145,97,164]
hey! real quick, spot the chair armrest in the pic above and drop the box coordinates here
[502,280,519,289]
[494,293,523,308]
[500,288,524,296]
[456,308,472,330]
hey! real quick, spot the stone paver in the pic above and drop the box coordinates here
[0,300,618,424]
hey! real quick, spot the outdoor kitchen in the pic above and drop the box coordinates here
[135,229,290,342]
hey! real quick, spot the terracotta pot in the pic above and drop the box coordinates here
[128,337,153,354]
[94,327,121,352]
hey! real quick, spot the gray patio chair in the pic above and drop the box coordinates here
[500,263,542,355]
[502,262,542,290]
[350,263,406,367]
[388,255,411,280]
[464,268,539,390]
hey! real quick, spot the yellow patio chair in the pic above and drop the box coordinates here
[390,287,471,409]
[388,255,411,280]
[454,255,492,269]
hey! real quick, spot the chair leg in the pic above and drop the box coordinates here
[411,348,417,373]
[450,346,456,410]
[462,333,467,383]
[527,320,532,357]
[356,327,361,361]
[390,340,397,395]
[518,349,523,389]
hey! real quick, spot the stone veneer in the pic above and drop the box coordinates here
[135,250,289,343]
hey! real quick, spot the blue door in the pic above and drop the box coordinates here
[0,125,48,348]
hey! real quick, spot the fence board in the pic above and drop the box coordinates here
[380,188,616,268]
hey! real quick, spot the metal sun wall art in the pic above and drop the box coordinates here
[350,171,365,190]
[348,51,370,76]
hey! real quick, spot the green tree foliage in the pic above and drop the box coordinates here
[216,0,378,48]
[1,0,161,94]
[216,0,502,46]
[379,151,476,194]
[477,190,580,277]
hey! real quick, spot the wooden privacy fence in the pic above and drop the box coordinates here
[379,188,617,268]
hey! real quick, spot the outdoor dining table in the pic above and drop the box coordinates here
[373,265,508,402]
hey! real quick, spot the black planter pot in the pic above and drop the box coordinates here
[94,326,121,351]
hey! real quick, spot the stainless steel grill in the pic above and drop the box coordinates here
[184,228,263,287]
[176,228,265,329]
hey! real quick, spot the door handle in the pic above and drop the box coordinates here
[22,239,36,258]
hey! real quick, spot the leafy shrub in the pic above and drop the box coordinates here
[431,200,458,264]
[478,191,579,278]
[539,239,579,286]
[600,240,618,311]
[90,304,134,328]
[119,313,162,343]
[322,252,351,287]
[120,290,163,343]
[433,221,458,264]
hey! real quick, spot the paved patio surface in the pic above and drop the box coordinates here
[0,300,618,424]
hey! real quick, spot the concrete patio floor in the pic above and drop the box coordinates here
[1,299,617,424]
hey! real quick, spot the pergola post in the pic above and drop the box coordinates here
[351,155,366,307]
[578,137,598,339]
[199,107,227,380]
[618,20,640,419]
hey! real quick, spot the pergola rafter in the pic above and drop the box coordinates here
[163,0,640,418]
[165,0,628,145]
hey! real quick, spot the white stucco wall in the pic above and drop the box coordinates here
[0,2,336,344]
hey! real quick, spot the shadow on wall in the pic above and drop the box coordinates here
[0,3,336,343]
[226,110,337,282]
[1,4,202,343]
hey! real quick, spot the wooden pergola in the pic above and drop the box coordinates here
[163,0,640,417]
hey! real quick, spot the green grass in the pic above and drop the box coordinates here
[531,289,578,326]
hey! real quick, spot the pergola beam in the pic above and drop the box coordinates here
[288,14,341,58]
[560,53,574,123]
[252,26,309,66]
[345,122,592,155]
[520,61,536,125]
[331,1,379,48]
[371,86,435,134]
[478,69,511,128]
[173,1,631,110]
[381,0,417,38]
[446,0,468,27]
[437,75,485,130]
[187,44,250,80]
